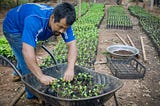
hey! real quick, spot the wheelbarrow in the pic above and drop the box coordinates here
[0,45,123,106]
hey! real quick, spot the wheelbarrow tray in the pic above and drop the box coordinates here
[23,64,123,106]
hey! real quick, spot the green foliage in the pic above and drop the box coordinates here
[0,0,16,8]
[128,5,151,18]
[51,72,105,99]
[75,2,89,18]
[106,6,133,29]
[18,0,30,5]
[0,0,29,9]
[129,5,160,56]
[41,3,105,69]
[0,36,15,60]
[33,0,45,2]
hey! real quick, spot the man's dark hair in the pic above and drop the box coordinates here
[52,2,76,25]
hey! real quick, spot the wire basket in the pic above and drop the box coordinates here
[106,56,146,79]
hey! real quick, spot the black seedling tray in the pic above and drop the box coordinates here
[106,56,146,79]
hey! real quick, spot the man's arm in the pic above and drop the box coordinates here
[22,42,55,85]
[63,40,77,81]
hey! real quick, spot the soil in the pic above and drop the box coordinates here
[113,50,134,56]
[0,1,160,106]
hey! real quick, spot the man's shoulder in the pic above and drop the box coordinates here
[22,3,53,10]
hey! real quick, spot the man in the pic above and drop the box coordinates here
[3,2,77,99]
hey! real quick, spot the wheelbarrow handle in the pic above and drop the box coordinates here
[0,45,58,78]
[41,45,58,65]
[0,55,22,78]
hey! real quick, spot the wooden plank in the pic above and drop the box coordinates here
[115,33,128,45]
[10,87,25,106]
[140,36,147,62]
[127,34,140,59]
[127,34,136,47]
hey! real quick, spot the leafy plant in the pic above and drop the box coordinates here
[129,5,160,56]
[106,6,133,29]
[47,72,105,99]
[0,0,16,9]
[0,36,15,60]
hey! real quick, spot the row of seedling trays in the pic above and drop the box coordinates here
[106,6,133,30]
[129,5,160,56]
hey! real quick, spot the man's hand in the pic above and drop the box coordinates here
[63,69,74,81]
[22,43,56,85]
[39,74,56,85]
[64,40,77,81]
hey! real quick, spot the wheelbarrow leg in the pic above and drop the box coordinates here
[40,101,46,106]
[10,87,25,106]
[40,101,53,106]
[114,93,119,106]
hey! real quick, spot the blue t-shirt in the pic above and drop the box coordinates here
[3,3,75,47]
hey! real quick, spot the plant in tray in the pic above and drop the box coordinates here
[47,72,105,99]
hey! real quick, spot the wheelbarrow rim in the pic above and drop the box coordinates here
[22,64,123,101]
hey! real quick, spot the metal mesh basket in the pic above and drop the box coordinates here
[106,56,146,79]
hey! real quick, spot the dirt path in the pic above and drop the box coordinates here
[95,4,160,106]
